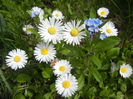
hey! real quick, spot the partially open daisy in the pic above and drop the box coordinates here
[6,49,28,70]
[34,42,56,63]
[120,64,132,78]
[100,21,118,37]
[53,60,72,76]
[55,74,78,97]
[63,20,86,46]
[38,17,64,44]
[52,10,64,20]
[30,6,44,21]
[23,25,34,35]
[97,7,109,18]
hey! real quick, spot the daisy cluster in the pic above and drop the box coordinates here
[5,6,133,98]
[52,59,78,97]
[6,7,80,97]
[85,7,118,40]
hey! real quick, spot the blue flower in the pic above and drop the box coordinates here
[84,18,103,33]
[99,33,107,40]
[31,11,40,18]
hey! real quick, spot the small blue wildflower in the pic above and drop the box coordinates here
[31,11,40,18]
[84,18,103,33]
[99,33,107,40]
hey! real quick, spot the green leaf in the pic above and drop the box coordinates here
[42,71,50,78]
[74,94,80,99]
[60,48,71,55]
[94,37,120,52]
[42,67,52,78]
[100,88,110,97]
[107,48,120,58]
[78,75,84,90]
[13,93,25,99]
[34,94,43,99]
[67,4,72,15]
[44,93,52,99]
[91,56,102,68]
[28,28,40,37]
[27,90,33,97]
[90,67,103,83]
[0,13,6,32]
[116,91,124,99]
[117,61,125,66]
[120,83,127,93]
[16,74,31,83]
[50,83,56,92]
[88,87,97,95]
[90,8,96,18]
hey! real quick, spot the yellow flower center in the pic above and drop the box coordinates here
[14,56,21,62]
[59,66,66,71]
[48,27,56,35]
[55,14,59,17]
[101,11,106,15]
[121,67,127,73]
[70,28,79,36]
[106,29,112,33]
[62,81,71,88]
[41,48,48,55]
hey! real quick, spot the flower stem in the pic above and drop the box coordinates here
[0,69,12,94]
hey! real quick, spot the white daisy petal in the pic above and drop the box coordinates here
[52,10,64,20]
[120,64,132,78]
[53,60,72,76]
[38,17,64,44]
[97,7,109,18]
[55,74,78,97]
[100,21,118,37]
[6,49,28,70]
[63,20,86,46]
[34,42,56,63]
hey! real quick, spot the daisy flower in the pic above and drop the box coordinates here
[53,60,72,76]
[6,49,28,70]
[52,10,64,20]
[34,42,56,63]
[30,6,44,21]
[63,20,86,46]
[23,25,33,35]
[38,17,64,44]
[97,7,109,18]
[55,74,78,97]
[120,64,132,78]
[100,21,118,37]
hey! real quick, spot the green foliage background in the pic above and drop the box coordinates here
[0,0,133,99]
